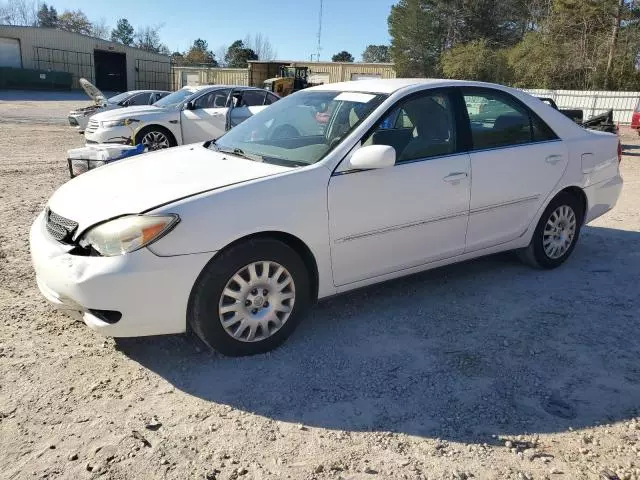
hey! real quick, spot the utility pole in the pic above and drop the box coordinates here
[316,0,323,62]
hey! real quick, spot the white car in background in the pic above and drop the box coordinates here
[84,85,280,150]
[68,78,169,132]
[31,79,622,356]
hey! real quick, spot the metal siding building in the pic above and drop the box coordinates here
[0,26,171,91]
[248,61,396,87]
[171,66,249,90]
[171,61,396,89]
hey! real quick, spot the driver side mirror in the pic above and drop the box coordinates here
[349,145,396,170]
[185,101,196,110]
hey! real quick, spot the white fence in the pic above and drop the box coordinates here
[524,89,640,125]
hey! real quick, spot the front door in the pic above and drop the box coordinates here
[460,88,569,251]
[227,89,269,128]
[328,90,471,286]
[181,88,231,144]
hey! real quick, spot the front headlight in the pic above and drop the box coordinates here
[79,214,179,256]
[101,119,128,128]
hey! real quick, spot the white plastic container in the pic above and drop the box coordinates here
[67,144,145,178]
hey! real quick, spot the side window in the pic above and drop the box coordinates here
[194,89,231,109]
[265,93,280,105]
[532,115,558,142]
[362,91,457,163]
[463,90,533,149]
[239,90,266,107]
[127,93,151,106]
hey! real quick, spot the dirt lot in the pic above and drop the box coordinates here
[1,96,640,480]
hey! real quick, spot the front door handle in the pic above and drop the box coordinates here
[545,154,563,165]
[443,172,468,183]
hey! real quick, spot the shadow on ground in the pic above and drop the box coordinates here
[117,225,640,443]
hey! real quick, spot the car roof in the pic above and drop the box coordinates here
[306,78,507,94]
[127,90,170,94]
[184,85,264,92]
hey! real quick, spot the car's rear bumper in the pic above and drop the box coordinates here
[30,211,216,337]
[584,174,623,224]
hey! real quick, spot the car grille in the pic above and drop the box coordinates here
[45,208,78,242]
[85,119,99,133]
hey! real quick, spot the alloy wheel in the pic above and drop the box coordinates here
[141,131,170,150]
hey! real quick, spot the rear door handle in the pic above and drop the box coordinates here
[443,172,468,183]
[545,154,563,165]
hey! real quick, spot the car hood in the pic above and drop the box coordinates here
[47,144,292,237]
[91,105,167,121]
[80,78,106,105]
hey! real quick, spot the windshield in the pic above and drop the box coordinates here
[214,90,387,166]
[106,92,133,104]
[153,88,198,109]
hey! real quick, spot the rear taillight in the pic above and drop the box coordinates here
[618,140,622,164]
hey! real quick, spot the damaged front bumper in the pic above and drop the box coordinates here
[29,211,215,338]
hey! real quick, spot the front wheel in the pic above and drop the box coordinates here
[519,192,584,269]
[136,126,175,151]
[188,238,311,356]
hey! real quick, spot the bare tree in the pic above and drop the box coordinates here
[604,0,625,89]
[91,17,110,40]
[135,24,170,55]
[215,44,228,67]
[243,33,277,60]
[0,0,39,26]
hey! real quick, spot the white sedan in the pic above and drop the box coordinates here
[30,79,623,356]
[68,78,169,132]
[84,85,280,150]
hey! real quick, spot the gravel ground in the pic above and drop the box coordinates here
[1,97,640,480]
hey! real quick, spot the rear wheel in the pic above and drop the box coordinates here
[188,238,311,356]
[519,192,584,269]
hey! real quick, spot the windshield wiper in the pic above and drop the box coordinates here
[210,142,264,162]
[206,141,306,167]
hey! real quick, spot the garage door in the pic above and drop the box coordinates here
[309,72,330,85]
[351,73,382,81]
[182,72,200,86]
[0,37,21,68]
[94,50,127,92]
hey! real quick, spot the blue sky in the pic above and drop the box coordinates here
[51,0,396,61]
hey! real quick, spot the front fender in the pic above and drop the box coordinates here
[146,164,336,298]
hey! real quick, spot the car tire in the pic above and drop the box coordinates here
[519,191,584,269]
[136,126,176,151]
[188,238,311,356]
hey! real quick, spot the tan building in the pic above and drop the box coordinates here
[171,61,396,89]
[248,60,397,87]
[0,25,171,91]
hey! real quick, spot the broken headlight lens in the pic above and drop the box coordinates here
[79,214,179,256]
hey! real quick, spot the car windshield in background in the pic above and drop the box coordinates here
[214,90,387,166]
[106,92,132,104]
[153,88,197,109]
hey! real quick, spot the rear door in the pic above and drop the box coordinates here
[181,88,231,143]
[461,87,568,252]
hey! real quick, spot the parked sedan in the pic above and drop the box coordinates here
[84,85,280,150]
[68,78,169,132]
[31,79,623,356]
